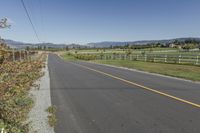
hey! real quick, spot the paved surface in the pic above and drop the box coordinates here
[48,54,200,133]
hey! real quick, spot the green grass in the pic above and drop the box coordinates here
[61,53,76,61]
[91,59,200,81]
[46,105,57,127]
[67,48,200,56]
[61,52,200,81]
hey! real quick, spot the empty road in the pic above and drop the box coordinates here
[48,54,200,133]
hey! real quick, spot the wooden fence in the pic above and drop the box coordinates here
[0,49,37,63]
[93,53,200,65]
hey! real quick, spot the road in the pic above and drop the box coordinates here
[48,54,200,133]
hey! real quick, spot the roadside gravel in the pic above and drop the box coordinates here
[28,55,55,133]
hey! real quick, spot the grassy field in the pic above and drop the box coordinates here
[61,53,200,81]
[91,59,200,81]
[61,53,77,61]
[68,48,200,56]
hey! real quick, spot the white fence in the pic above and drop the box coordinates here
[95,53,200,65]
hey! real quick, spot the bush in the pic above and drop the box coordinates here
[46,105,57,127]
[0,54,45,133]
[74,54,96,60]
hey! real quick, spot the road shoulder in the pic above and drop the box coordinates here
[28,55,55,133]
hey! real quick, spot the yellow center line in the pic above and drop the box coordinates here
[70,62,200,108]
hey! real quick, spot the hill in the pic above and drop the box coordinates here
[87,37,200,48]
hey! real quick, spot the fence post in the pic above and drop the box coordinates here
[23,50,25,60]
[165,54,167,63]
[136,54,138,60]
[196,55,199,65]
[19,50,22,61]
[154,55,156,62]
[12,48,15,61]
[27,51,29,61]
[144,54,147,62]
[178,55,181,64]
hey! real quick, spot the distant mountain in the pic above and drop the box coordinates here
[87,37,200,48]
[4,39,86,49]
[4,37,200,49]
[5,39,32,48]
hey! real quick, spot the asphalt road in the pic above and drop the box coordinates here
[48,54,200,133]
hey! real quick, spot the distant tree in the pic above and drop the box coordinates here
[37,46,42,50]
[43,45,47,50]
[65,46,69,51]
[26,46,30,51]
[149,48,153,53]
[125,49,132,56]
[174,40,179,45]
[182,44,197,51]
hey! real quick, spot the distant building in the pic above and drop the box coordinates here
[169,43,176,48]
[169,43,182,49]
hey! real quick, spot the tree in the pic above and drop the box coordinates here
[182,44,197,51]
[0,18,11,45]
[0,18,11,29]
[65,46,69,51]
[26,46,30,51]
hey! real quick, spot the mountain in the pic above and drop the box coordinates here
[3,37,200,49]
[3,39,86,49]
[87,37,200,48]
[4,39,32,48]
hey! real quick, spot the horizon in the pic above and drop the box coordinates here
[4,36,200,45]
[1,0,200,44]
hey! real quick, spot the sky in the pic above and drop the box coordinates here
[0,0,200,44]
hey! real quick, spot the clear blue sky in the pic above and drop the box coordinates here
[0,0,200,44]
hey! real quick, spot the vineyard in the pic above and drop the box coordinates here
[0,46,46,133]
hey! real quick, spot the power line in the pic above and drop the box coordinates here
[38,0,44,42]
[20,0,41,42]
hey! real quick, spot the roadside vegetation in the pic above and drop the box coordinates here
[0,51,46,133]
[61,52,76,61]
[92,60,200,81]
[46,105,57,127]
[61,51,200,81]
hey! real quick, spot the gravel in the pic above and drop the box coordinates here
[28,55,55,133]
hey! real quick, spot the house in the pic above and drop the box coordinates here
[169,43,176,48]
[169,43,182,49]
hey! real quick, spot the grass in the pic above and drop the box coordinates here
[91,59,200,81]
[61,53,76,61]
[67,49,200,57]
[46,106,57,127]
[61,52,200,81]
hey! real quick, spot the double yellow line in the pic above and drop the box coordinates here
[71,62,200,108]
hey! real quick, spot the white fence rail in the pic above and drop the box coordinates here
[94,53,200,65]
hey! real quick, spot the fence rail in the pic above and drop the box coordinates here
[0,49,37,64]
[77,53,200,66]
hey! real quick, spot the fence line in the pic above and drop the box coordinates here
[90,53,200,66]
[0,49,37,63]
